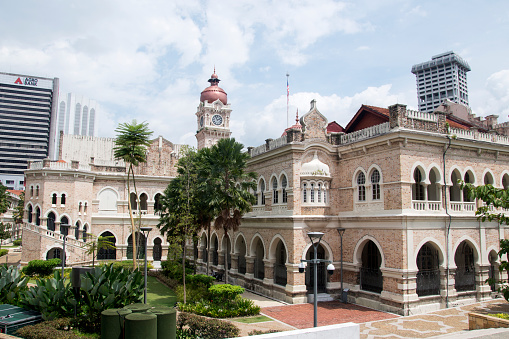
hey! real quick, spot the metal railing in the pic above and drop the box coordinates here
[360,267,383,294]
[416,269,440,296]
[274,263,287,286]
[455,266,476,292]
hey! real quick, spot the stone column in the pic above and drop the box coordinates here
[245,256,255,280]
[218,249,225,270]
[476,263,492,301]
[54,221,61,234]
[40,217,48,230]
[68,224,76,240]
[263,259,274,285]
[440,266,458,301]
[231,253,239,274]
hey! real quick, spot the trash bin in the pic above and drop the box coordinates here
[341,288,349,303]
[0,304,42,335]
[123,303,152,313]
[101,308,132,339]
[148,306,176,339]
[124,312,157,339]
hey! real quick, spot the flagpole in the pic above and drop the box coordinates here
[286,73,290,128]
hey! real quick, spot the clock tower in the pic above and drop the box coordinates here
[195,70,232,150]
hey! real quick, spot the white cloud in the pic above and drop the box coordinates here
[473,70,509,120]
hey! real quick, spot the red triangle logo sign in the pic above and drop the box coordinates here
[14,78,22,84]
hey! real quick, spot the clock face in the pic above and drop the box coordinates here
[200,116,204,127]
[212,114,223,126]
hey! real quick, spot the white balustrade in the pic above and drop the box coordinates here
[407,109,438,122]
[340,122,390,144]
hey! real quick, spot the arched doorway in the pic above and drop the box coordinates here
[97,231,116,260]
[83,224,88,242]
[416,243,440,296]
[28,205,33,223]
[35,207,41,226]
[253,238,265,280]
[212,235,219,266]
[140,193,148,211]
[47,212,56,232]
[274,240,287,286]
[153,238,162,261]
[236,237,246,275]
[46,247,64,261]
[360,240,383,293]
[74,221,80,240]
[306,244,326,293]
[127,232,146,259]
[455,241,475,291]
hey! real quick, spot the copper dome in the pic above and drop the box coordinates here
[200,71,227,105]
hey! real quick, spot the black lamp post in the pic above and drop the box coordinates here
[298,232,335,327]
[337,228,346,302]
[140,226,152,304]
[60,223,70,277]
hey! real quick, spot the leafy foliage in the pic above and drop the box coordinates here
[0,264,28,305]
[0,249,7,257]
[13,239,22,246]
[114,120,153,270]
[20,270,76,320]
[0,222,11,249]
[16,318,82,339]
[13,191,24,224]
[162,259,194,281]
[0,183,10,215]
[22,258,62,277]
[208,284,245,303]
[82,233,116,267]
[177,312,240,339]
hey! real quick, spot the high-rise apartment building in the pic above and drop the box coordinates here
[0,72,59,190]
[411,51,471,113]
[54,93,98,157]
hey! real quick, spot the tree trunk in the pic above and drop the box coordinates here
[224,228,229,284]
[182,239,187,304]
[193,237,197,274]
[132,165,142,270]
[206,223,210,276]
[127,165,137,270]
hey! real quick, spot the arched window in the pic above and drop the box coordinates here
[318,183,322,203]
[272,178,278,204]
[61,194,66,205]
[310,183,315,203]
[357,172,366,201]
[97,231,116,260]
[78,202,82,213]
[35,207,41,226]
[484,172,494,185]
[154,193,163,214]
[60,216,69,235]
[236,237,246,275]
[371,170,381,200]
[454,241,475,291]
[83,224,88,242]
[274,240,287,286]
[140,193,148,211]
[254,239,265,280]
[75,221,80,240]
[282,176,288,204]
[52,193,57,205]
[84,202,87,214]
[503,174,509,190]
[28,205,33,223]
[153,238,162,261]
[427,169,441,201]
[416,243,440,296]
[413,169,425,201]
[463,172,474,202]
[259,180,265,205]
[130,192,138,210]
[30,186,34,197]
[450,170,461,202]
[36,186,39,197]
[47,212,55,231]
[360,241,383,293]
[303,183,307,203]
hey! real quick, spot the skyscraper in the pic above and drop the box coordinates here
[411,51,471,113]
[54,93,98,157]
[0,72,59,190]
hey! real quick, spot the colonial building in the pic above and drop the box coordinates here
[21,71,509,316]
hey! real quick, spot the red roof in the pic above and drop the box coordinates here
[327,121,344,133]
[7,190,23,196]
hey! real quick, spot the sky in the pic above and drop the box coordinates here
[1,0,509,149]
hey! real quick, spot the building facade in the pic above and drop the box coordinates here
[21,73,509,316]
[412,52,471,113]
[0,72,59,190]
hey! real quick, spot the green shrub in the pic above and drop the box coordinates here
[186,274,215,288]
[150,270,180,290]
[175,284,209,303]
[0,249,7,257]
[13,239,22,246]
[111,260,154,271]
[178,312,239,339]
[16,318,80,339]
[162,260,194,281]
[178,295,260,318]
[0,264,28,305]
[22,259,61,277]
[209,284,244,304]
[494,313,509,320]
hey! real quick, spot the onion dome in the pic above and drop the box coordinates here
[200,68,227,105]
[301,152,330,178]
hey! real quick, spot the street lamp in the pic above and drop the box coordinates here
[140,226,152,304]
[337,228,346,302]
[298,232,335,327]
[60,224,70,277]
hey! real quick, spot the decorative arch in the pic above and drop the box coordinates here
[482,169,495,186]
[301,237,334,262]
[427,163,443,184]
[367,164,384,183]
[234,233,247,254]
[500,171,509,190]
[249,233,266,259]
[268,234,289,263]
[410,162,428,182]
[452,235,480,264]
[44,208,59,218]
[413,237,445,270]
[463,166,477,185]
[97,187,119,211]
[353,235,386,268]
[351,167,367,187]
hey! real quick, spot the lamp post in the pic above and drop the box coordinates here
[60,223,70,277]
[140,226,152,304]
[298,232,335,327]
[337,228,346,302]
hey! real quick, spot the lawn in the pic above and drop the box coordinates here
[146,275,177,307]
[232,315,273,324]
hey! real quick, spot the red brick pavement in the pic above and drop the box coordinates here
[261,301,399,329]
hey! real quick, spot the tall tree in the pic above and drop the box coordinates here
[0,184,10,215]
[114,120,153,270]
[157,147,202,303]
[203,138,256,283]
[13,191,24,225]
[0,223,10,250]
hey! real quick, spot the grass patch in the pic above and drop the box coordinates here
[493,313,509,320]
[232,315,272,324]
[147,275,177,307]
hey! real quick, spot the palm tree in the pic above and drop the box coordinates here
[83,233,116,267]
[203,138,256,283]
[114,120,153,270]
